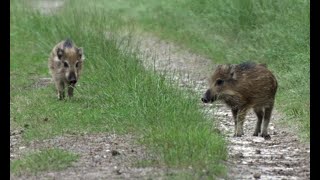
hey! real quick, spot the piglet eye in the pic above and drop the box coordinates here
[75,62,79,68]
[216,79,224,86]
[63,62,69,68]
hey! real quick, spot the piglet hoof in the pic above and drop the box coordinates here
[261,134,271,140]
[233,133,243,137]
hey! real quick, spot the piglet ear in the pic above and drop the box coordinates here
[230,65,237,80]
[56,48,64,60]
[77,47,85,60]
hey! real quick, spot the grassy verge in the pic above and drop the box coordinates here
[11,148,79,175]
[78,0,310,140]
[10,0,227,177]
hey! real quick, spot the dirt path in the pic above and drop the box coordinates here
[117,32,310,180]
[11,132,175,179]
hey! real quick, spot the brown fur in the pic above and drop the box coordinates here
[48,39,85,100]
[202,62,278,140]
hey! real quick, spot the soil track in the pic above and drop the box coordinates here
[11,132,174,179]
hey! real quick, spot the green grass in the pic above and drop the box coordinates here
[10,148,79,175]
[10,0,227,177]
[74,0,310,140]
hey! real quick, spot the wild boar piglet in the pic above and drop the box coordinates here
[48,39,85,100]
[202,62,278,140]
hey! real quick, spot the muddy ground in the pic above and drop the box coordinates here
[10,1,310,179]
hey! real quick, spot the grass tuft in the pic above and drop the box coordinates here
[10,148,79,175]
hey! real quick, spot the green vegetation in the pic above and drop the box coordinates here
[77,0,310,140]
[10,148,79,175]
[10,0,227,177]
